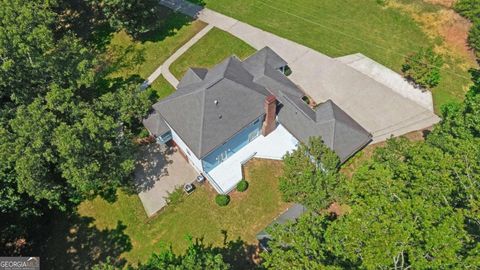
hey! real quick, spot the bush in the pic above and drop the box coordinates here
[166,187,185,206]
[236,180,249,192]
[402,47,443,89]
[138,128,150,138]
[215,194,230,206]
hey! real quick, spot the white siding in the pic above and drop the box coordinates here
[165,123,203,173]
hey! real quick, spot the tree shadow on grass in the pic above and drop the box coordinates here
[214,230,260,270]
[32,211,132,270]
[54,0,114,50]
[136,11,195,43]
[188,0,207,6]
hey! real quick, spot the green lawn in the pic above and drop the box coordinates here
[170,28,256,79]
[78,159,289,265]
[194,0,476,111]
[103,13,206,98]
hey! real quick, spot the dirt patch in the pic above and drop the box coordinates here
[327,202,351,217]
[388,1,477,63]
[423,0,456,8]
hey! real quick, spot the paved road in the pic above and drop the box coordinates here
[158,0,440,142]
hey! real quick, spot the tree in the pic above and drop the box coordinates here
[261,213,347,269]
[94,237,230,270]
[93,0,165,39]
[265,70,480,269]
[468,23,480,55]
[279,137,345,210]
[402,47,443,89]
[454,0,480,55]
[454,0,480,22]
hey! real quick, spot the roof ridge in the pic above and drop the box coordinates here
[156,85,205,105]
[282,92,316,121]
[198,86,207,156]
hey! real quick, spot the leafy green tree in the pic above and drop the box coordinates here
[454,0,480,22]
[262,213,347,269]
[468,23,480,55]
[93,0,165,39]
[0,0,96,108]
[138,238,230,270]
[402,47,443,89]
[454,0,480,55]
[265,70,480,269]
[279,137,345,210]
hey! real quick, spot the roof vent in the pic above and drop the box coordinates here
[218,114,222,119]
[214,100,219,106]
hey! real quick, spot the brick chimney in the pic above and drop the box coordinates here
[262,95,277,136]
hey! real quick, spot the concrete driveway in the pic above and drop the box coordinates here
[134,144,197,217]
[159,0,440,143]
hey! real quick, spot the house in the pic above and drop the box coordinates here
[143,47,371,194]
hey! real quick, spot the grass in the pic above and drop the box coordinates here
[194,0,476,112]
[170,28,256,79]
[77,159,289,264]
[102,12,206,97]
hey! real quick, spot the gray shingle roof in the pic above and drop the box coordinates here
[278,99,371,162]
[256,203,307,241]
[142,111,170,136]
[147,47,371,161]
[176,67,208,88]
[153,56,269,158]
[243,46,288,74]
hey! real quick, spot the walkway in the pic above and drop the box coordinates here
[142,24,214,88]
[158,0,440,143]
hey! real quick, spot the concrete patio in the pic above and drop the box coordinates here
[134,144,197,217]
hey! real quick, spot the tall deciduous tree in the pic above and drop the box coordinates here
[265,71,480,269]
[279,137,345,210]
[93,0,165,39]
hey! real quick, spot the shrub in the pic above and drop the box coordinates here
[166,187,185,206]
[215,194,230,206]
[402,47,443,89]
[236,180,249,192]
[138,128,150,138]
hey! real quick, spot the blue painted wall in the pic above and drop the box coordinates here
[202,117,263,172]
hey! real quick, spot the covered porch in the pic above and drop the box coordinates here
[205,124,298,193]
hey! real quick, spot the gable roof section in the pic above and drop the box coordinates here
[176,67,208,88]
[278,100,371,162]
[243,46,288,74]
[142,111,170,136]
[153,56,269,158]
